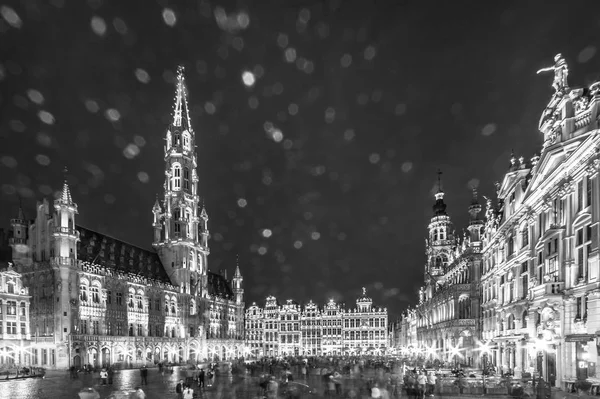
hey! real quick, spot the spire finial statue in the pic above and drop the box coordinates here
[362,287,366,296]
[437,169,443,192]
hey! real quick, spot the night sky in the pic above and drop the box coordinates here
[1,0,600,318]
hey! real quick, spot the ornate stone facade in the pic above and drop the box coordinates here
[0,264,32,365]
[4,67,245,369]
[399,55,600,388]
[244,288,388,357]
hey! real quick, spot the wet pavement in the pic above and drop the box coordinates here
[0,367,589,399]
[0,367,262,399]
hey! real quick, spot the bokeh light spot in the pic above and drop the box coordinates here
[237,198,247,208]
[137,171,149,183]
[131,136,145,148]
[85,99,100,113]
[294,240,303,249]
[311,232,321,240]
[106,108,121,122]
[135,68,150,83]
[1,6,22,28]
[242,71,256,87]
[364,45,376,60]
[262,229,272,238]
[38,110,55,125]
[285,48,297,63]
[123,143,140,159]
[401,161,413,173]
[481,123,497,136]
[162,8,177,27]
[341,54,352,68]
[27,89,44,105]
[344,129,355,141]
[369,153,381,164]
[1,156,17,168]
[578,46,596,64]
[90,16,107,36]
[35,154,51,166]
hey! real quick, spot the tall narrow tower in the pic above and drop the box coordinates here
[233,259,244,305]
[9,204,29,268]
[153,66,209,296]
[426,171,454,280]
[52,173,80,349]
[467,188,484,247]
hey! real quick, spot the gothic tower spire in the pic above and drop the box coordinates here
[154,66,209,296]
[426,170,454,281]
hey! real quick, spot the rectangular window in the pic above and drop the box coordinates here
[6,322,17,334]
[586,176,592,208]
[576,297,582,319]
[7,301,16,315]
[107,290,112,305]
[116,323,122,336]
[522,275,528,299]
[92,320,99,335]
[116,292,123,305]
[521,261,528,274]
[578,180,584,211]
[107,322,113,335]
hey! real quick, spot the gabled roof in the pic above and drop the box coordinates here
[523,135,589,200]
[76,226,171,283]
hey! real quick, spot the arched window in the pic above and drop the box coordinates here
[128,291,134,308]
[508,314,515,330]
[20,302,26,316]
[136,292,143,309]
[172,163,182,190]
[190,299,196,315]
[91,284,100,303]
[522,311,528,328]
[435,256,442,268]
[79,282,88,302]
[508,236,514,255]
[433,229,438,241]
[129,324,134,336]
[439,228,445,240]
[174,133,181,147]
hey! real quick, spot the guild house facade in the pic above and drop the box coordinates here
[244,288,388,358]
[399,54,600,388]
[3,67,245,369]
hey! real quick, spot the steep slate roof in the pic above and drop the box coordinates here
[76,226,171,283]
[207,272,234,300]
[76,225,235,300]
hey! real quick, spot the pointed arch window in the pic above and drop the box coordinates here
[172,164,182,191]
[174,133,181,147]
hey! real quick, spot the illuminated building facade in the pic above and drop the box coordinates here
[244,303,263,358]
[401,54,600,387]
[5,67,245,369]
[0,263,32,366]
[479,54,600,387]
[408,182,483,367]
[244,288,388,357]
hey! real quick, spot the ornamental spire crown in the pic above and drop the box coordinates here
[172,65,192,132]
